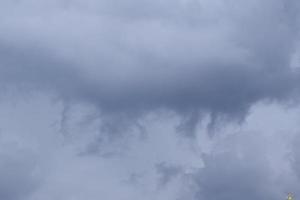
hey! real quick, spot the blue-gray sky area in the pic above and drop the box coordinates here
[1,0,300,199]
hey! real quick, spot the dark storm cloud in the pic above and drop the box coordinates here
[0,1,300,198]
[0,0,299,132]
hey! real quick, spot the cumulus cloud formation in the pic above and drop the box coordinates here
[1,0,300,199]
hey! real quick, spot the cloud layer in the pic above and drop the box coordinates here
[0,0,300,199]
[1,0,300,121]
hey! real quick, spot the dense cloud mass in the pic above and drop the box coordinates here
[1,0,300,119]
[1,0,300,199]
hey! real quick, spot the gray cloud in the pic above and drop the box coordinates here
[0,137,40,200]
[0,0,300,199]
[0,0,300,136]
[156,162,182,187]
[179,132,298,200]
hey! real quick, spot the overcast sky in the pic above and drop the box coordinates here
[1,0,300,199]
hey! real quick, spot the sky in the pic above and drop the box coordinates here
[1,0,300,199]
